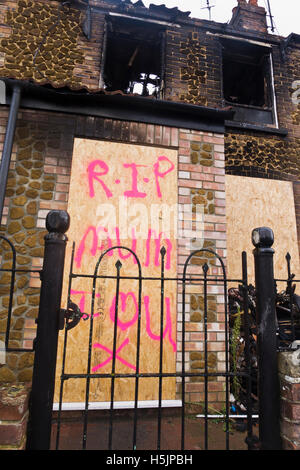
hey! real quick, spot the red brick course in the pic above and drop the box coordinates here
[0,384,30,450]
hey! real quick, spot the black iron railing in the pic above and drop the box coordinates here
[0,234,41,353]
[54,242,255,451]
[274,252,300,349]
[4,215,294,451]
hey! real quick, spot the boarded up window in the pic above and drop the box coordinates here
[55,139,178,405]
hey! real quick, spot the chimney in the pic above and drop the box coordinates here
[230,0,268,34]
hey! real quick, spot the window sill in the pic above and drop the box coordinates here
[225,120,288,136]
[224,102,274,126]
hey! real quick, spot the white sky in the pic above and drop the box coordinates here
[135,0,300,37]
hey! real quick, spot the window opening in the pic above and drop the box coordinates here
[222,39,272,108]
[221,38,276,125]
[103,16,165,97]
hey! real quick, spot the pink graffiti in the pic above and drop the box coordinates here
[75,225,172,270]
[123,163,147,199]
[70,289,101,319]
[108,291,176,351]
[115,227,137,264]
[87,160,113,199]
[86,156,174,200]
[144,295,177,352]
[144,229,172,270]
[153,156,175,198]
[74,225,113,269]
[109,292,139,331]
[92,338,136,372]
[92,294,176,371]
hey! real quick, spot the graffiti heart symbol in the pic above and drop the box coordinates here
[109,291,139,331]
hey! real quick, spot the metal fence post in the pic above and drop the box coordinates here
[252,227,282,450]
[26,210,70,450]
[0,83,21,221]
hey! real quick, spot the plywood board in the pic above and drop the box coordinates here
[54,139,178,404]
[225,175,300,286]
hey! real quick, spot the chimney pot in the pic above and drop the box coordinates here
[231,0,267,34]
[237,0,258,4]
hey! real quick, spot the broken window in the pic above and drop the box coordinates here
[221,38,276,125]
[101,16,165,98]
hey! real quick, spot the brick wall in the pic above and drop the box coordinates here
[176,129,226,406]
[230,3,268,35]
[0,0,103,90]
[0,383,30,450]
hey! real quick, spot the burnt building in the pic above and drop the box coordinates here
[0,0,299,413]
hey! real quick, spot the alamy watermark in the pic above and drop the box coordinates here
[94,197,205,250]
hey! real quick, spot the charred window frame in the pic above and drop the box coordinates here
[221,38,277,126]
[100,15,166,99]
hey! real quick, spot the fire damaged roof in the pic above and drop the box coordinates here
[0,0,295,129]
[66,0,191,21]
[142,1,191,19]
[91,0,191,19]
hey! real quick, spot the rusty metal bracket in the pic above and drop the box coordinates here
[59,300,88,331]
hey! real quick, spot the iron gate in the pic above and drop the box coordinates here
[52,242,257,451]
[2,213,291,451]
